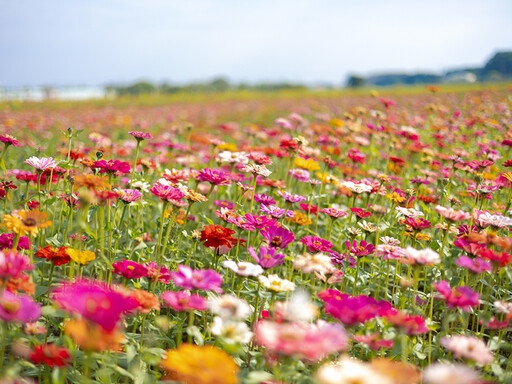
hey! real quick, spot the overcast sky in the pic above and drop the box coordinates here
[1,0,511,87]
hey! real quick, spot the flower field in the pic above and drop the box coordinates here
[0,86,511,383]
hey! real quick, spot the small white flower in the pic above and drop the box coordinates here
[210,317,253,344]
[221,260,263,277]
[208,295,252,320]
[258,274,295,292]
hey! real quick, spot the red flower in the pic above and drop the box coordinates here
[349,207,372,219]
[200,225,239,249]
[35,246,70,266]
[30,344,71,367]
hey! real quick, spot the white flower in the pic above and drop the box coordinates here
[494,300,512,314]
[273,290,318,322]
[210,317,253,343]
[395,206,424,218]
[402,247,440,266]
[215,151,249,164]
[221,260,263,277]
[131,180,151,192]
[423,363,479,384]
[208,295,252,320]
[258,274,295,292]
[293,253,333,274]
[24,156,57,171]
[316,358,392,384]
[339,181,372,194]
[380,236,400,246]
[240,164,272,177]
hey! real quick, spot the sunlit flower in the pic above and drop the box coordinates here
[65,249,96,265]
[24,156,57,171]
[2,209,52,236]
[258,274,295,292]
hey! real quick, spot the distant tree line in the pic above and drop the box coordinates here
[106,77,308,96]
[346,51,512,87]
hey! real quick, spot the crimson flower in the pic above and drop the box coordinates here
[112,259,148,279]
[30,344,71,367]
[345,240,375,257]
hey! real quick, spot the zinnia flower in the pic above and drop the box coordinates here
[65,249,96,265]
[24,156,57,171]
[30,344,70,367]
[441,335,493,365]
[171,265,223,293]
[0,290,41,323]
[2,209,52,236]
[433,280,479,311]
[0,250,33,280]
[160,344,239,384]
[248,246,285,269]
[161,291,207,312]
[112,259,148,279]
[128,131,153,141]
[260,225,295,249]
[52,279,138,331]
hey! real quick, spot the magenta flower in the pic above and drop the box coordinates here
[435,205,471,222]
[25,156,57,171]
[403,217,432,230]
[214,200,235,210]
[259,204,289,219]
[0,250,33,280]
[249,246,286,269]
[128,131,153,141]
[453,238,485,256]
[171,265,223,293]
[455,256,492,274]
[52,279,138,331]
[112,259,148,279]
[260,225,295,249]
[0,134,20,147]
[276,190,307,204]
[380,308,429,335]
[300,236,333,253]
[145,262,171,283]
[116,189,143,203]
[149,183,184,204]
[345,240,375,257]
[161,291,207,312]
[433,280,479,311]
[254,193,276,206]
[0,233,30,251]
[196,168,232,186]
[242,214,277,230]
[376,244,404,261]
[320,207,348,219]
[319,290,391,326]
[92,160,131,175]
[0,290,41,323]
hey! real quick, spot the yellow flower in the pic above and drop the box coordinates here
[316,172,336,184]
[66,249,96,265]
[502,172,512,182]
[217,143,237,152]
[385,193,405,204]
[288,211,312,226]
[2,209,52,237]
[329,118,344,127]
[161,344,239,384]
[482,172,495,180]
[294,157,320,171]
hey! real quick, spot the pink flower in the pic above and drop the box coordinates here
[320,208,348,219]
[455,256,492,274]
[255,319,348,361]
[441,335,493,365]
[116,189,143,203]
[435,205,471,222]
[376,244,404,261]
[276,190,307,204]
[161,291,207,312]
[319,290,391,326]
[0,233,30,251]
[254,193,276,206]
[145,262,171,283]
[171,265,223,293]
[112,259,148,279]
[149,183,184,204]
[301,236,333,253]
[353,333,394,350]
[249,246,286,269]
[260,225,295,249]
[345,240,375,257]
[25,156,57,171]
[52,279,138,331]
[380,308,429,335]
[402,247,440,266]
[0,290,41,323]
[433,280,479,311]
[0,250,33,280]
[196,168,232,186]
[128,131,153,141]
[0,134,20,147]
[92,160,131,175]
[242,214,277,230]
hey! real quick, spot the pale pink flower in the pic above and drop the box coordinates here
[441,335,493,365]
[434,205,471,222]
[25,156,57,171]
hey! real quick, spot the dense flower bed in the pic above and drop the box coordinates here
[0,87,511,383]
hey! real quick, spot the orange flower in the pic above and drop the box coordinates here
[2,209,52,236]
[287,212,312,226]
[161,344,239,384]
[64,318,124,352]
[130,289,160,314]
[73,174,110,190]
